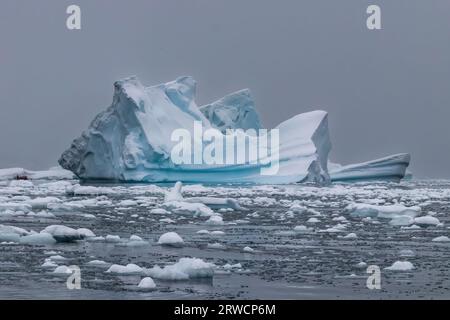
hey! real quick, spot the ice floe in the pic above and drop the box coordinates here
[145,258,214,280]
[384,261,414,271]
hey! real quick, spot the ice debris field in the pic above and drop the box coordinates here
[0,169,449,299]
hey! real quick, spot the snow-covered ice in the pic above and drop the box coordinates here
[138,277,156,289]
[145,258,214,280]
[385,261,414,271]
[158,232,184,246]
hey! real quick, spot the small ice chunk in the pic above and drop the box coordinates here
[223,263,242,270]
[414,216,440,226]
[118,200,137,206]
[87,260,109,266]
[158,232,184,246]
[77,228,96,238]
[20,233,56,245]
[150,208,170,215]
[432,236,450,242]
[49,255,67,261]
[243,246,254,253]
[164,182,184,202]
[105,235,121,242]
[130,235,143,241]
[343,233,357,239]
[294,225,312,233]
[347,203,420,219]
[384,261,414,271]
[196,229,210,234]
[163,201,215,217]
[207,243,226,250]
[389,216,414,226]
[41,225,82,242]
[145,257,214,280]
[53,266,73,274]
[205,215,224,225]
[307,217,320,224]
[289,202,307,214]
[42,260,58,268]
[356,262,367,268]
[138,277,156,289]
[399,249,415,257]
[106,263,143,274]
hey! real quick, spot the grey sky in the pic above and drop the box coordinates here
[1,0,449,178]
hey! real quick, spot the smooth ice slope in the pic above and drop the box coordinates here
[329,154,410,183]
[59,76,331,184]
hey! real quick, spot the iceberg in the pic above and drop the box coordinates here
[329,153,410,183]
[59,76,331,184]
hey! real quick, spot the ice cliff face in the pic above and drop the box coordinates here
[329,153,411,183]
[200,89,262,133]
[59,76,330,184]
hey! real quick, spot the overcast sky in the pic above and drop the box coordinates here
[1,0,449,178]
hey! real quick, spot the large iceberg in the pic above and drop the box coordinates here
[329,153,411,183]
[59,76,331,184]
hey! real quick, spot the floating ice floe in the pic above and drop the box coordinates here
[105,235,121,242]
[347,203,421,224]
[163,181,242,213]
[342,232,357,239]
[243,246,255,253]
[41,225,84,242]
[162,201,214,217]
[48,255,67,262]
[384,261,414,271]
[158,232,184,247]
[307,217,320,224]
[293,225,313,233]
[27,197,61,210]
[356,262,367,268]
[150,208,170,215]
[41,260,58,268]
[77,228,96,238]
[399,249,415,257]
[106,263,143,274]
[53,266,74,274]
[87,260,110,267]
[413,216,441,226]
[432,236,450,242]
[207,243,226,250]
[20,233,56,245]
[205,215,224,225]
[145,257,215,280]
